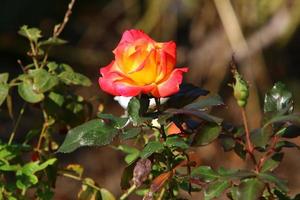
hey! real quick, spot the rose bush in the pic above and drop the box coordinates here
[99,29,188,97]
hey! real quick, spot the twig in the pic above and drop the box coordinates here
[53,0,76,37]
[8,103,26,145]
[157,187,166,200]
[59,172,102,191]
[120,184,137,200]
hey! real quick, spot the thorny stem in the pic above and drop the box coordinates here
[8,103,26,145]
[257,135,279,171]
[119,184,137,200]
[241,108,257,168]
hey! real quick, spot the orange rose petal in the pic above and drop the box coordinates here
[153,68,188,97]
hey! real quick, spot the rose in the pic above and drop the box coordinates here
[99,29,188,97]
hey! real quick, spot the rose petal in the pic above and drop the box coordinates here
[152,68,189,97]
[114,82,155,97]
[119,29,153,44]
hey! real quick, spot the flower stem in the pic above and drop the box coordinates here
[155,98,167,140]
[119,184,137,200]
[241,107,257,168]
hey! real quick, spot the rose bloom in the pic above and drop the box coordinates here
[99,29,188,97]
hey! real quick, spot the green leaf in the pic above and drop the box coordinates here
[47,62,58,72]
[281,125,300,138]
[264,114,300,128]
[29,68,59,93]
[258,172,288,192]
[275,141,300,151]
[184,95,223,110]
[59,71,91,87]
[0,83,9,106]
[120,162,135,189]
[66,164,84,178]
[192,123,221,146]
[237,178,265,200]
[250,129,270,148]
[18,25,42,42]
[128,97,140,125]
[117,145,140,164]
[120,128,141,140]
[261,153,284,172]
[48,91,64,106]
[100,188,115,200]
[0,73,9,84]
[165,136,189,149]
[98,113,129,129]
[264,82,293,114]
[78,179,102,200]
[166,108,223,125]
[39,37,67,46]
[219,135,235,151]
[16,158,57,191]
[18,79,44,103]
[191,166,220,182]
[234,142,246,160]
[204,180,230,200]
[140,141,164,159]
[273,189,292,200]
[58,119,118,153]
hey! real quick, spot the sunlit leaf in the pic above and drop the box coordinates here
[165,136,189,149]
[29,68,59,93]
[140,141,164,159]
[18,79,44,103]
[264,82,293,114]
[39,37,67,46]
[18,25,42,42]
[0,83,9,106]
[58,119,118,153]
[128,97,140,125]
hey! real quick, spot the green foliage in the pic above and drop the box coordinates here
[0,9,299,199]
[18,25,42,42]
[58,119,118,153]
[192,123,221,146]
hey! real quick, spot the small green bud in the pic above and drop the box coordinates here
[231,70,249,107]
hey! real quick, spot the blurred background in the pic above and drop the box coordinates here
[0,0,300,199]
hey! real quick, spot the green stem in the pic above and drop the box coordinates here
[157,187,166,200]
[29,41,39,69]
[60,172,102,191]
[119,184,137,200]
[8,103,26,145]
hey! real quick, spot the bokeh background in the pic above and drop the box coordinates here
[0,0,300,199]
